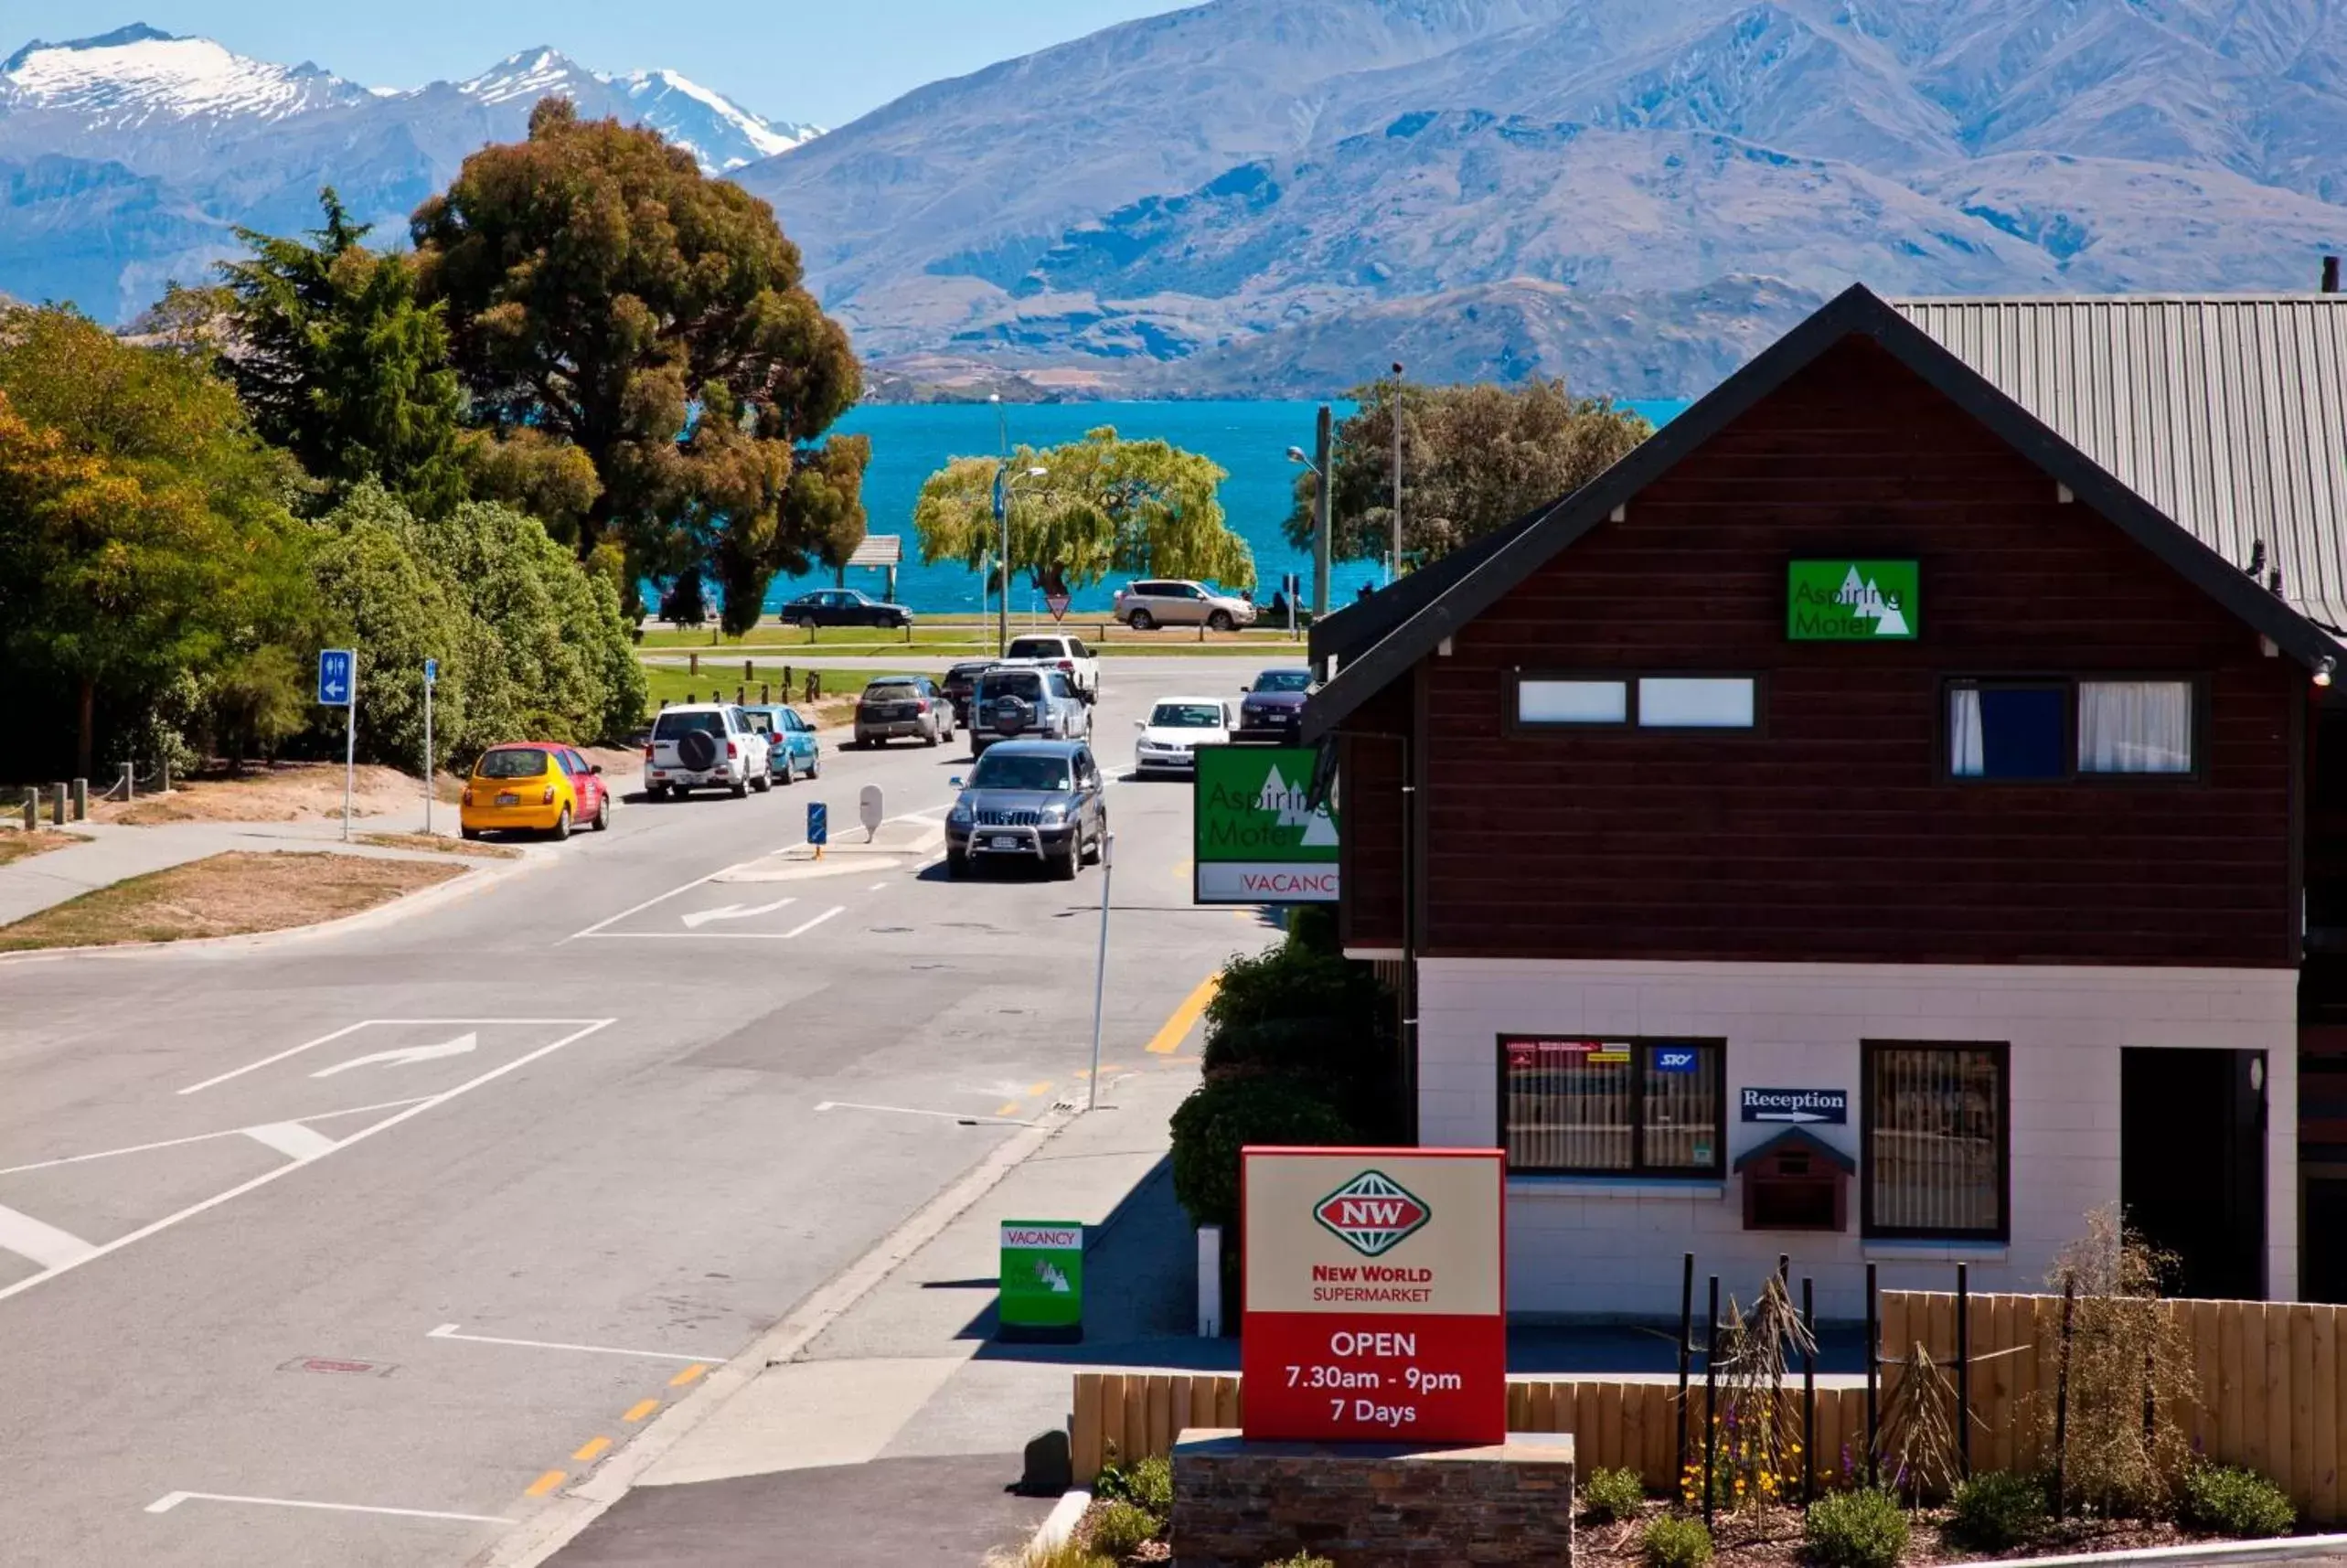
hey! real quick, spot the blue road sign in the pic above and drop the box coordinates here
[423,657,437,688]
[806,801,828,847]
[317,649,355,707]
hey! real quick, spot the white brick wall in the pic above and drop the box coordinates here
[1419,957,2299,1318]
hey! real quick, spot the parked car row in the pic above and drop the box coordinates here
[1125,667,1316,777]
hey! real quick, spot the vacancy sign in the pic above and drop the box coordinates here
[1193,744,1339,904]
[1242,1147,1504,1444]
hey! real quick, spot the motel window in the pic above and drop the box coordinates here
[1862,1042,2009,1242]
[1947,679,2195,780]
[1514,676,1757,731]
[1500,1037,1724,1178]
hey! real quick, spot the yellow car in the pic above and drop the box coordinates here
[459,742,612,840]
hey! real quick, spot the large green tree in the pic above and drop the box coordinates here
[1286,377,1652,569]
[912,427,1254,595]
[0,306,314,777]
[217,189,470,517]
[411,98,867,629]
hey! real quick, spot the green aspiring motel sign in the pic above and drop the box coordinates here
[1788,560,1919,640]
[1193,744,1339,904]
[998,1221,1083,1341]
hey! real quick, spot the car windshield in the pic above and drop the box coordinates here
[864,683,920,703]
[1007,638,1062,658]
[1253,670,1313,693]
[1150,702,1224,728]
[981,672,1045,700]
[475,747,550,779]
[741,710,774,733]
[970,752,1072,791]
[654,710,727,738]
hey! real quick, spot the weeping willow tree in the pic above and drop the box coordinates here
[911,426,1254,597]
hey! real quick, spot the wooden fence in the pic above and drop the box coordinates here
[1072,1291,2347,1524]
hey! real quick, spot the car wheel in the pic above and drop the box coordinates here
[731,773,751,799]
[778,751,796,786]
[1207,609,1234,632]
[461,827,482,841]
[946,849,969,880]
[1127,608,1155,631]
[1049,843,1078,880]
[1081,828,1102,866]
[923,721,939,748]
[592,795,611,831]
[807,750,821,779]
[549,805,571,841]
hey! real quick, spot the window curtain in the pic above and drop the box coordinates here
[1869,1046,2002,1234]
[1505,1041,1632,1170]
[2078,680,2192,773]
[1949,688,1986,776]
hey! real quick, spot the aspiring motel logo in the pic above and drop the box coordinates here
[1313,1170,1432,1258]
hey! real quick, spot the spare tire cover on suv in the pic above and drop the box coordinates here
[677,730,720,770]
[992,698,1031,736]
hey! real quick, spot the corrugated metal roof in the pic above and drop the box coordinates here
[1894,295,2347,635]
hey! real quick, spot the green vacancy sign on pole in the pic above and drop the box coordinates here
[998,1221,1084,1341]
[1788,560,1919,641]
[1192,743,1339,904]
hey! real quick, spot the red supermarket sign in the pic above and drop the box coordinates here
[1242,1147,1504,1445]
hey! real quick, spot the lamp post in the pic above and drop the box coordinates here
[991,461,1049,656]
[1285,401,1335,620]
[1389,361,1404,585]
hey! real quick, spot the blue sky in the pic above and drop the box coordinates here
[10,1,1192,127]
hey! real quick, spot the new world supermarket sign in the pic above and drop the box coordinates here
[1193,744,1339,904]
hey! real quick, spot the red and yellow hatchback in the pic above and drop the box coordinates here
[460,742,611,840]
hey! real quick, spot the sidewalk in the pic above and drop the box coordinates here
[0,804,475,927]
[533,1054,1219,1568]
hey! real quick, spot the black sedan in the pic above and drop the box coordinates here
[942,660,997,726]
[1236,667,1313,741]
[777,588,915,630]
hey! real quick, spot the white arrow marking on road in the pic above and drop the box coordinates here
[427,1323,726,1363]
[310,1033,476,1079]
[679,896,797,930]
[144,1491,511,1524]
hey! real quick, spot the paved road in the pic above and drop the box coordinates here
[0,659,1269,1567]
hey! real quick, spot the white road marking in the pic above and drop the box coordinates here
[679,896,796,929]
[241,1123,339,1162]
[427,1323,726,1363]
[0,1019,616,1306]
[144,1491,511,1524]
[781,905,846,939]
[311,1032,477,1079]
[0,1099,432,1178]
[867,880,889,891]
[179,1018,592,1095]
[813,1100,1037,1125]
[0,1203,94,1271]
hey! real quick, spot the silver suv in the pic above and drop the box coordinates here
[1112,578,1258,632]
[643,704,773,798]
[945,740,1108,880]
[968,667,1090,757]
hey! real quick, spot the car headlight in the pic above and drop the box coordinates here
[1040,803,1070,826]
[947,802,973,827]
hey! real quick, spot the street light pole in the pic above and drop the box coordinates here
[1389,361,1404,585]
[993,462,1009,657]
[1314,403,1334,619]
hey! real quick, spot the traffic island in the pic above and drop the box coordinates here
[1168,1427,1575,1568]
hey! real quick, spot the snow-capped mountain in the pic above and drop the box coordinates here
[0,25,821,323]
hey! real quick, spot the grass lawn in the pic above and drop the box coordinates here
[355,832,522,859]
[637,663,901,726]
[0,851,464,952]
[0,829,84,867]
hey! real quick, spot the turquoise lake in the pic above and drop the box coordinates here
[763,399,1691,614]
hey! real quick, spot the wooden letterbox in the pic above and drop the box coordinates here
[1734,1127,1852,1232]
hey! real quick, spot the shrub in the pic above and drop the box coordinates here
[1093,1454,1171,1519]
[1168,1073,1356,1230]
[1947,1471,2049,1550]
[2179,1465,2295,1539]
[1805,1488,1909,1568]
[1083,1499,1160,1558]
[1583,1465,1648,1522]
[1640,1514,1713,1568]
[980,1537,1114,1568]
[1264,1557,1336,1568]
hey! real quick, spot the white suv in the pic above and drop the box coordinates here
[644,704,773,799]
[1002,633,1100,704]
[1111,579,1258,632]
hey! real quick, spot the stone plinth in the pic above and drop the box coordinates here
[1169,1427,1574,1568]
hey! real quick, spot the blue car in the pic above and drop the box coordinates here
[735,704,823,784]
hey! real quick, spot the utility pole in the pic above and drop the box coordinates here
[992,394,1009,657]
[1389,362,1404,584]
[1313,404,1333,620]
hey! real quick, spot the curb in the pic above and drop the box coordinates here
[0,846,547,964]
[1029,1488,1093,1554]
[469,1099,1085,1568]
[1986,1535,2347,1568]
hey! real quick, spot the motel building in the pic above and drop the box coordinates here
[1301,283,2347,1319]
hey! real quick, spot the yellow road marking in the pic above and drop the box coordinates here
[668,1363,708,1388]
[1146,973,1221,1054]
[996,1102,1019,1117]
[572,1436,613,1464]
[623,1398,659,1423]
[1025,1081,1051,1096]
[525,1470,566,1498]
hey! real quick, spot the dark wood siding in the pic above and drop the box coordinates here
[1414,336,2299,967]
[1339,680,1409,950]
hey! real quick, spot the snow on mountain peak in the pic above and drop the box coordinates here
[457,46,592,106]
[613,69,822,166]
[0,23,364,124]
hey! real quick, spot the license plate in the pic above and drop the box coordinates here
[989,835,1021,850]
[495,793,519,806]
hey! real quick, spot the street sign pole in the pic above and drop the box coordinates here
[422,658,435,835]
[1087,832,1115,1113]
[342,654,358,843]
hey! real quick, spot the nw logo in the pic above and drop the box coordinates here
[1314,1170,1431,1257]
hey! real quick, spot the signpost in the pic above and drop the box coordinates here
[1242,1147,1505,1444]
[1788,560,1919,640]
[318,650,357,842]
[1045,589,1072,623]
[998,1221,1084,1341]
[1193,744,1339,903]
[806,800,827,859]
[422,657,437,834]
[1086,832,1115,1111]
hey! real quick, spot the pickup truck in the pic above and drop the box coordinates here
[1001,633,1100,704]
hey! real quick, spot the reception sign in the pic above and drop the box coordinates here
[1241,1147,1505,1444]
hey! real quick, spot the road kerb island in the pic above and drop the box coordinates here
[470,1100,1081,1568]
